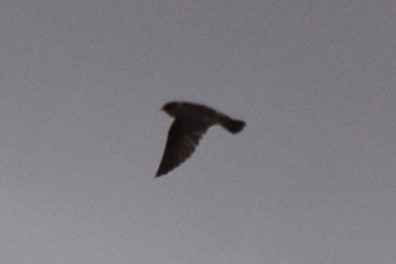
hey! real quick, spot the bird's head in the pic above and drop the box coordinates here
[162,101,182,117]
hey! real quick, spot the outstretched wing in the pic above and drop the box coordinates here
[155,118,208,177]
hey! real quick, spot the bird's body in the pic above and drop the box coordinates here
[156,101,245,177]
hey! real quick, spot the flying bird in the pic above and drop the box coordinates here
[155,101,246,177]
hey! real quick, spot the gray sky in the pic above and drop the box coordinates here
[1,0,395,263]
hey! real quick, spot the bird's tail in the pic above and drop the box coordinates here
[218,115,246,134]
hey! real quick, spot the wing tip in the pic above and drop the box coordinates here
[155,168,166,178]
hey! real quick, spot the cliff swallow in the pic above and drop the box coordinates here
[156,101,245,177]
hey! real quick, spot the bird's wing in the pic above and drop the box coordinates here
[155,118,208,177]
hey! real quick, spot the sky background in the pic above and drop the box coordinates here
[1,0,395,263]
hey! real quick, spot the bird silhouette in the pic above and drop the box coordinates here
[156,101,246,177]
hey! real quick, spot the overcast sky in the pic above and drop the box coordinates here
[1,1,395,263]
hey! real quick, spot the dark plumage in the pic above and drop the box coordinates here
[156,101,245,177]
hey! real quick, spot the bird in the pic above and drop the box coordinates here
[155,101,246,177]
